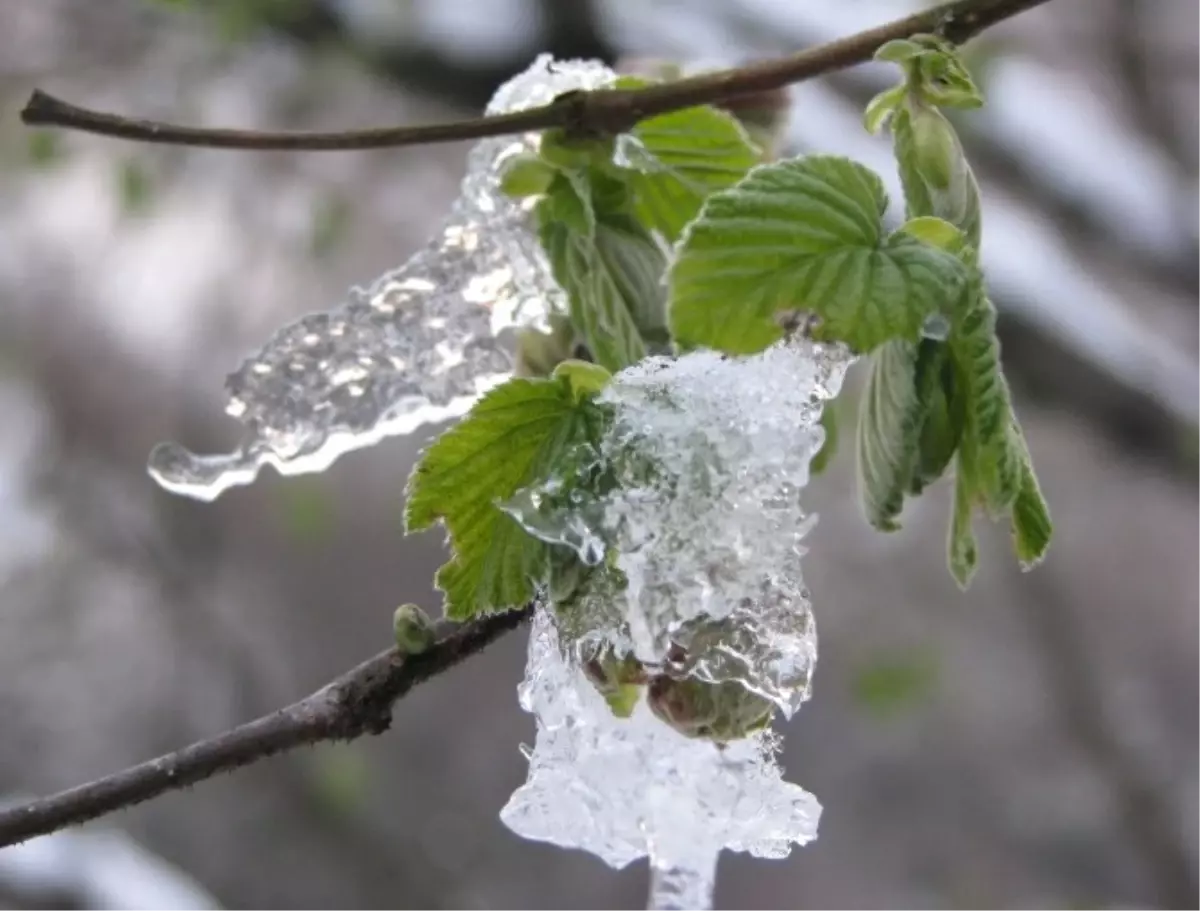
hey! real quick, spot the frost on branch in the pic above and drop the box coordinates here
[501,608,822,910]
[147,55,617,501]
[502,341,852,909]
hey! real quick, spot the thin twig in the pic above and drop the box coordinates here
[20,0,1051,152]
[0,605,532,848]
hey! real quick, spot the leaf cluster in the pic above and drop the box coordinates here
[406,44,1050,622]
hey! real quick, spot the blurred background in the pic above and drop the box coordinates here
[0,0,1196,908]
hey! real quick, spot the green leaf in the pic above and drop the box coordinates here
[856,338,948,530]
[405,375,604,619]
[591,210,670,344]
[910,351,960,495]
[500,152,556,198]
[668,155,968,355]
[863,85,907,135]
[874,39,926,64]
[1009,430,1053,568]
[539,171,594,237]
[541,215,649,372]
[892,104,981,247]
[951,289,1022,514]
[626,105,761,241]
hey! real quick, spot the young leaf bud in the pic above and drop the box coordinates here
[392,603,436,655]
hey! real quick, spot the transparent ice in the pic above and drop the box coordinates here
[147,55,618,501]
[503,340,852,909]
[501,607,822,910]
[504,338,853,716]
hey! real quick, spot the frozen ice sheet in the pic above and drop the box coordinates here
[147,55,617,500]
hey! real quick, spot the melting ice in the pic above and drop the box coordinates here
[147,55,618,501]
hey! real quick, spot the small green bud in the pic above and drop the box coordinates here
[392,604,436,655]
[899,104,982,247]
[553,359,612,402]
[581,647,647,719]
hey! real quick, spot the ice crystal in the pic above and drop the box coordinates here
[505,338,852,715]
[501,607,822,909]
[147,55,617,501]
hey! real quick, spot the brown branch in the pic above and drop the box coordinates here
[20,0,1052,152]
[0,605,532,848]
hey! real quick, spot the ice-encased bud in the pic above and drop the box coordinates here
[147,55,618,501]
[501,607,821,908]
[645,675,774,743]
[503,339,851,716]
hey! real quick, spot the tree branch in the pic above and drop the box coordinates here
[0,605,532,848]
[20,0,1051,152]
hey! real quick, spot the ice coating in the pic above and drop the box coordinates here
[147,55,618,501]
[504,338,851,715]
[501,607,822,909]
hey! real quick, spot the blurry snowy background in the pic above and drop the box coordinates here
[0,0,1196,907]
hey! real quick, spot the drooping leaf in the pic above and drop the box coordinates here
[856,337,948,530]
[950,288,1023,515]
[626,104,761,242]
[668,155,968,355]
[591,210,670,346]
[541,216,649,372]
[405,375,605,619]
[1008,428,1053,568]
[910,350,961,495]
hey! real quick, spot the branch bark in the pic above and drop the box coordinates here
[0,605,532,848]
[20,0,1051,152]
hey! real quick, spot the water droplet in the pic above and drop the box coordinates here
[921,312,951,341]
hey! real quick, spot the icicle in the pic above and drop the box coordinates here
[501,608,822,910]
[147,55,617,501]
[647,856,718,911]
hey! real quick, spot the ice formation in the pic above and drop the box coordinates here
[502,608,823,910]
[147,55,618,501]
[503,340,852,909]
[504,339,852,716]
